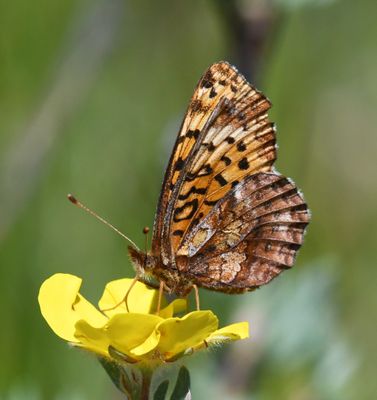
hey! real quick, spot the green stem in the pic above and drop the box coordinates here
[140,367,152,400]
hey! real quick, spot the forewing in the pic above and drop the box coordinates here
[152,62,276,264]
[176,173,310,292]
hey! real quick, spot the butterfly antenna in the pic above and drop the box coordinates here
[142,226,150,254]
[67,194,140,251]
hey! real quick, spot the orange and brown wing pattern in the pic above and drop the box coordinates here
[152,62,275,264]
[176,173,310,292]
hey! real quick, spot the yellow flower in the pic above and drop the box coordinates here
[38,273,249,364]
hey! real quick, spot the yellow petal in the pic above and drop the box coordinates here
[158,298,187,319]
[106,313,163,357]
[98,278,159,317]
[207,322,249,343]
[130,329,161,357]
[130,302,193,356]
[38,274,107,342]
[74,320,110,357]
[156,311,218,359]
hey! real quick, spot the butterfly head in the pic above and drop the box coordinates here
[128,245,156,275]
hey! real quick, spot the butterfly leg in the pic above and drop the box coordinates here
[124,275,140,312]
[156,280,164,315]
[100,275,139,313]
[193,284,200,311]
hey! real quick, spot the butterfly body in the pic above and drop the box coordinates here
[128,62,310,298]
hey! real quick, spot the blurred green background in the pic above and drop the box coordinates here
[1,0,376,399]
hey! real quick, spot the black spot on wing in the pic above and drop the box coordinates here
[174,157,185,171]
[178,186,206,200]
[209,87,217,98]
[214,173,228,187]
[237,141,247,152]
[206,142,215,152]
[220,155,231,166]
[186,129,200,139]
[238,157,249,170]
[204,199,218,206]
[173,199,199,222]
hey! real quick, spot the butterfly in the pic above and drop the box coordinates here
[125,61,310,298]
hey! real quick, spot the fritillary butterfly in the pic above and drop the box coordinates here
[127,61,310,297]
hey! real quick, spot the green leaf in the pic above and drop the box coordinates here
[98,357,125,394]
[153,380,169,400]
[98,357,143,399]
[171,366,191,400]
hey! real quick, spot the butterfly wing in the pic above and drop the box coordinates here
[176,173,310,292]
[152,62,276,265]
